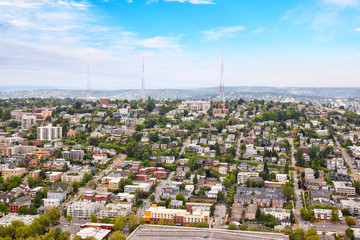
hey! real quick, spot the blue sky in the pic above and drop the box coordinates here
[1,0,360,89]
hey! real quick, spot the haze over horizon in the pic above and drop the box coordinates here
[1,0,360,89]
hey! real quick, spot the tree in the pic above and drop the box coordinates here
[29,206,38,215]
[90,215,98,223]
[193,174,198,185]
[240,222,247,230]
[330,209,340,223]
[109,231,126,240]
[128,214,139,233]
[342,208,351,216]
[1,108,11,121]
[290,210,296,224]
[249,226,259,231]
[345,217,356,226]
[27,176,36,189]
[282,182,296,202]
[100,217,112,224]
[17,205,28,215]
[176,194,185,201]
[146,97,156,112]
[346,228,354,240]
[157,219,165,225]
[290,228,305,240]
[228,223,237,230]
[0,202,8,214]
[306,227,319,240]
[114,215,127,231]
[47,208,61,225]
[66,215,73,222]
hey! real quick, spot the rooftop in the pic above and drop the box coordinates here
[127,225,289,240]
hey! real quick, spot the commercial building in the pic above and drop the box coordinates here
[37,125,62,141]
[333,181,356,196]
[127,225,289,240]
[75,227,111,240]
[143,205,210,226]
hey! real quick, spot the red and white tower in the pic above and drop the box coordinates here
[217,49,225,113]
[141,55,145,102]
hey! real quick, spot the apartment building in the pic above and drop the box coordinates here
[124,183,151,194]
[61,172,84,183]
[67,201,104,219]
[99,203,132,218]
[333,181,356,196]
[61,149,84,160]
[1,167,26,180]
[21,115,37,130]
[143,205,210,226]
[37,125,62,141]
[262,208,291,220]
[237,172,260,185]
[313,208,343,221]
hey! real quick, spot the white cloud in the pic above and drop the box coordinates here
[322,0,359,7]
[201,26,245,40]
[137,36,183,48]
[148,0,215,4]
[126,0,133,3]
[165,0,214,4]
[355,27,360,31]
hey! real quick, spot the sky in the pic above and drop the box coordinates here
[1,0,360,90]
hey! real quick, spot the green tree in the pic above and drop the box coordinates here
[342,208,351,216]
[176,194,185,201]
[345,217,356,226]
[47,208,61,225]
[1,108,11,121]
[128,214,139,233]
[90,215,98,223]
[17,205,29,215]
[66,215,73,222]
[109,231,126,240]
[330,209,340,223]
[346,228,354,240]
[228,222,237,230]
[114,215,127,231]
[0,202,8,214]
[100,217,112,223]
[29,206,38,215]
[290,210,296,224]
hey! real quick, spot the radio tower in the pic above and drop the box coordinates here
[87,49,91,99]
[217,49,225,114]
[141,55,145,102]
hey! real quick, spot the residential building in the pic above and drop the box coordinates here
[237,172,260,185]
[333,181,356,196]
[21,115,37,130]
[47,190,67,201]
[37,125,62,141]
[44,199,60,208]
[1,167,26,180]
[99,203,132,218]
[262,208,291,220]
[143,205,210,226]
[67,201,103,219]
[313,208,343,221]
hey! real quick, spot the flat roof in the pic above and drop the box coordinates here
[127,225,289,240]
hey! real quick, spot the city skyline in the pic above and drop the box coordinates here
[1,0,360,90]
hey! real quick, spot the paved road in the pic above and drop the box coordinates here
[235,132,244,160]
[334,136,357,181]
[213,203,226,229]
[179,137,191,158]
[137,171,174,217]
[60,154,127,209]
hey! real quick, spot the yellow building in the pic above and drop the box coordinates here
[1,167,27,180]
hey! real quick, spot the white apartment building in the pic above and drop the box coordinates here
[37,125,62,141]
[179,101,211,112]
[21,115,37,130]
[237,172,260,184]
[61,172,84,183]
[124,183,151,193]
[333,181,356,196]
[67,201,104,219]
[276,174,288,183]
[114,193,135,203]
[326,158,344,170]
[99,203,132,218]
[44,199,60,208]
[340,199,360,215]
[313,208,343,221]
[262,208,291,220]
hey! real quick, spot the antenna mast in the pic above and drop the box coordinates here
[217,49,225,113]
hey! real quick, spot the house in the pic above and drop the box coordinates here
[10,196,32,212]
